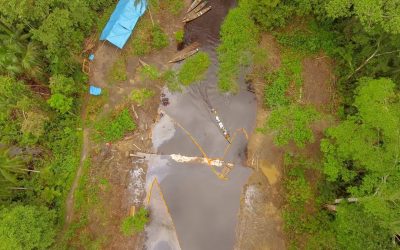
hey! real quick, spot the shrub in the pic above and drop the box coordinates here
[174,30,184,43]
[120,208,149,236]
[178,52,210,85]
[259,105,319,148]
[95,109,136,142]
[162,70,181,92]
[139,65,160,81]
[264,52,302,108]
[47,93,73,114]
[217,2,258,92]
[151,25,169,50]
[264,70,290,108]
[107,57,127,83]
[0,205,56,250]
[164,0,184,15]
[130,88,155,106]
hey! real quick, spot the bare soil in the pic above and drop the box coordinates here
[235,34,337,250]
[64,3,189,249]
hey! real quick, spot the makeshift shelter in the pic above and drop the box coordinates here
[100,0,147,49]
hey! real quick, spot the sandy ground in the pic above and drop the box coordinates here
[234,34,337,250]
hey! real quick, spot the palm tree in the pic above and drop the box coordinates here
[0,147,25,184]
[0,20,45,81]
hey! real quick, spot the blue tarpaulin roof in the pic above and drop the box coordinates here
[100,0,147,49]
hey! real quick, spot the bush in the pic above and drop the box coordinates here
[151,25,169,50]
[162,70,181,92]
[130,17,153,56]
[120,208,149,236]
[274,20,337,56]
[174,30,184,43]
[164,0,184,15]
[94,109,136,142]
[139,65,160,81]
[178,52,210,86]
[259,105,319,148]
[264,70,290,108]
[130,88,155,106]
[264,52,302,108]
[217,2,258,92]
[107,57,127,83]
[0,205,56,250]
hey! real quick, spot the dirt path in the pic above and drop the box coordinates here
[64,95,90,226]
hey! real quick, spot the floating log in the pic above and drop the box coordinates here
[169,42,201,63]
[183,6,212,23]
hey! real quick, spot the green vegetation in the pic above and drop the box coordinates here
[259,105,319,148]
[139,64,161,81]
[151,25,169,50]
[217,1,258,92]
[0,205,56,250]
[219,0,400,248]
[94,109,136,142]
[120,208,149,236]
[178,52,211,86]
[163,0,184,15]
[130,17,169,56]
[162,70,181,92]
[174,30,184,43]
[107,56,127,83]
[162,53,211,92]
[57,158,107,249]
[130,88,155,106]
[263,51,302,108]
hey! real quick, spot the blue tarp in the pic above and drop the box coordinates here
[100,0,147,49]
[89,85,102,96]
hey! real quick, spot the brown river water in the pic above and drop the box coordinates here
[144,1,257,249]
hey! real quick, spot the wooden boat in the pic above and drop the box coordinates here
[183,6,212,23]
[169,42,201,63]
[186,0,202,13]
[183,1,208,21]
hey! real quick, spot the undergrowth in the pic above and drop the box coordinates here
[107,57,127,83]
[120,208,149,236]
[264,52,302,108]
[130,88,155,106]
[217,2,258,93]
[130,15,169,56]
[94,109,136,142]
[178,52,210,86]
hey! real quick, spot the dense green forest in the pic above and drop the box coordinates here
[0,0,399,249]
[0,0,115,248]
[218,0,400,248]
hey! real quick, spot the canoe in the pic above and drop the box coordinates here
[183,1,208,21]
[183,6,212,23]
[169,42,201,63]
[186,0,202,13]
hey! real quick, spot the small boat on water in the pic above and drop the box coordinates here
[211,108,231,144]
[186,0,202,13]
[169,42,201,63]
[183,6,212,23]
[183,1,208,21]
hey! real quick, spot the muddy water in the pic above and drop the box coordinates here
[145,1,257,249]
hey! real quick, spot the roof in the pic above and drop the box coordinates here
[100,0,147,49]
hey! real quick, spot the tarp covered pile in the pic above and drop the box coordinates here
[100,0,147,49]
